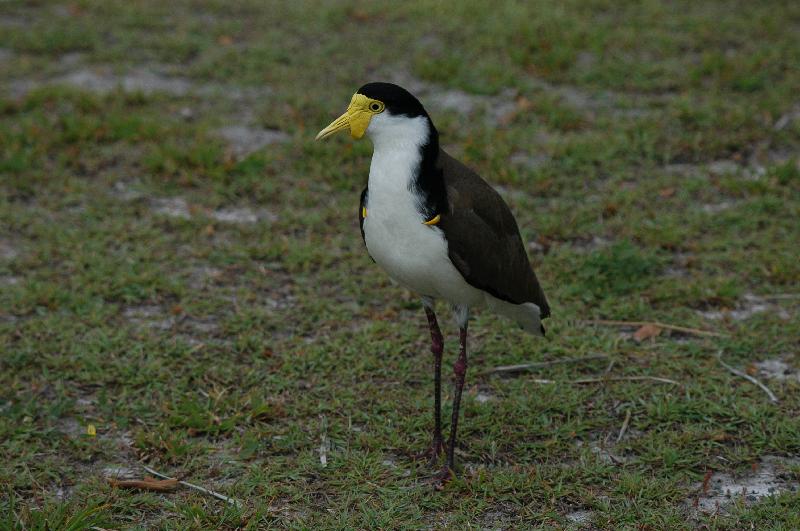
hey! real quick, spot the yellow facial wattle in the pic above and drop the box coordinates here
[315,93,385,141]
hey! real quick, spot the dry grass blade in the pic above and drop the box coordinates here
[616,409,632,443]
[574,376,680,385]
[319,415,329,468]
[142,466,241,507]
[481,354,607,375]
[107,477,178,492]
[582,319,724,337]
[717,351,779,403]
[528,376,679,385]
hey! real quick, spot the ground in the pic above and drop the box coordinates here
[1,1,799,529]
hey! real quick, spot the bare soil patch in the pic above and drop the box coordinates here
[216,125,290,159]
[693,456,799,514]
[698,294,792,322]
[0,239,18,261]
[151,197,191,219]
[754,358,800,383]
[123,304,174,330]
[57,67,193,96]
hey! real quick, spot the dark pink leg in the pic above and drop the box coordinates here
[435,323,468,488]
[416,305,446,464]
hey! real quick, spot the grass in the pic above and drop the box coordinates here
[1,0,799,528]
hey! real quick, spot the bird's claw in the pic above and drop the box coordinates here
[413,439,446,467]
[432,466,454,490]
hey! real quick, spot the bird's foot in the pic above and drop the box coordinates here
[431,466,454,490]
[413,438,447,467]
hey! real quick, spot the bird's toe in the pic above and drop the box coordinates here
[432,466,454,490]
[414,439,447,467]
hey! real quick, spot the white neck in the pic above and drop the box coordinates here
[368,114,429,153]
[366,113,430,195]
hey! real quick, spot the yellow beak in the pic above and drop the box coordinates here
[315,94,375,141]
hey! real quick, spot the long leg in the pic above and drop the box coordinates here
[445,323,468,470]
[436,306,469,486]
[416,298,445,464]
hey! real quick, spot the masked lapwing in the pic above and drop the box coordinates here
[316,82,550,486]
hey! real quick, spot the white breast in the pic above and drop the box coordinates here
[362,115,483,307]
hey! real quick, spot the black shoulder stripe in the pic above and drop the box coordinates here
[358,187,368,244]
[410,120,447,221]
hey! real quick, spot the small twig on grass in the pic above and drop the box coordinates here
[574,376,680,385]
[616,409,632,443]
[107,477,177,492]
[581,319,725,337]
[142,466,241,507]
[528,376,679,386]
[716,351,779,403]
[575,376,680,385]
[481,354,607,375]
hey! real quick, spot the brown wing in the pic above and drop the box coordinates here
[437,151,550,318]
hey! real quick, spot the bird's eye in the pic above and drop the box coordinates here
[369,101,384,113]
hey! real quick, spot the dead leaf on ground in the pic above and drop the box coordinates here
[708,431,733,442]
[349,9,374,21]
[633,324,662,342]
[108,476,178,491]
[702,469,713,494]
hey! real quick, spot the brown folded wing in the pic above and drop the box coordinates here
[437,151,550,318]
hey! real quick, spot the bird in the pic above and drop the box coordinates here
[316,82,550,486]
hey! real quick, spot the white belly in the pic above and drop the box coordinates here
[363,201,482,306]
[363,204,542,334]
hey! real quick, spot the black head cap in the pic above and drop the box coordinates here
[357,82,429,119]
